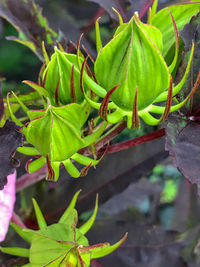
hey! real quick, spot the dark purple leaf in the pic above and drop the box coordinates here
[164,13,200,190]
[165,115,200,190]
[87,0,128,21]
[88,218,185,267]
[0,120,24,190]
[86,0,164,21]
[0,0,58,61]
[0,83,4,121]
[178,12,200,112]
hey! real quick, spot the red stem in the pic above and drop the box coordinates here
[15,128,165,192]
[16,165,47,192]
[98,128,165,154]
[95,121,127,151]
[139,0,155,19]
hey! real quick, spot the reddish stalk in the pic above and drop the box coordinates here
[95,121,127,151]
[98,128,165,154]
[16,165,47,192]
[139,0,155,19]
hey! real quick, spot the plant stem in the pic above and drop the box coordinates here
[16,165,47,192]
[98,128,165,154]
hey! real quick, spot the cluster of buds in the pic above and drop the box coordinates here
[7,0,200,180]
[82,1,200,128]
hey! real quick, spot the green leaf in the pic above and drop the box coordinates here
[6,92,40,103]
[17,146,40,156]
[152,2,200,55]
[23,81,49,98]
[32,198,47,229]
[27,156,46,173]
[79,194,98,235]
[59,191,81,223]
[63,159,81,178]
[25,104,85,162]
[29,233,72,266]
[0,246,29,257]
[95,18,102,54]
[151,0,159,17]
[50,105,85,161]
[10,222,32,243]
[11,91,29,114]
[29,223,88,266]
[85,233,128,259]
[58,209,78,230]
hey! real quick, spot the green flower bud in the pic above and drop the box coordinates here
[1,193,127,266]
[43,48,85,105]
[83,9,199,128]
[95,13,170,112]
[9,99,107,180]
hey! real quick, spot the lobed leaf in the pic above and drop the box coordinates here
[0,121,23,190]
[165,117,200,195]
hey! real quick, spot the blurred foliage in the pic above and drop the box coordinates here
[0,22,40,79]
[0,0,200,266]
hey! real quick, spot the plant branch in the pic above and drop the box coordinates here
[16,165,47,192]
[98,128,165,154]
[95,121,127,150]
[139,0,155,19]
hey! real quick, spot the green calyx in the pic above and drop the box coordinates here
[8,90,107,180]
[94,12,170,112]
[82,2,200,128]
[42,48,86,106]
[23,46,87,107]
[0,192,127,266]
[26,104,85,161]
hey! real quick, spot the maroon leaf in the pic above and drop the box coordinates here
[0,0,58,60]
[179,12,200,112]
[165,115,200,190]
[87,0,128,21]
[164,12,200,190]
[0,120,24,190]
[87,0,154,21]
